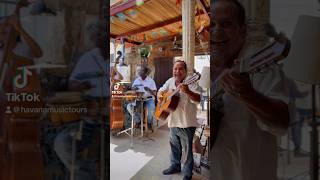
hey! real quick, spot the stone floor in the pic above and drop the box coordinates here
[278,150,311,180]
[277,125,313,180]
[110,108,209,180]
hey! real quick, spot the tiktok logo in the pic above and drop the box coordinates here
[13,66,32,89]
[114,83,120,90]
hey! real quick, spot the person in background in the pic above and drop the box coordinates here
[127,66,157,131]
[54,21,108,180]
[288,80,311,156]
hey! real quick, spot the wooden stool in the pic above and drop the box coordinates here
[143,107,149,131]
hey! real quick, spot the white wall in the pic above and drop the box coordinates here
[270,0,320,38]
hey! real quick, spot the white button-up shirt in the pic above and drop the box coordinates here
[132,76,157,98]
[158,77,200,128]
[69,48,108,98]
[211,45,290,180]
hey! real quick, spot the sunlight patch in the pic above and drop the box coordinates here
[110,143,154,179]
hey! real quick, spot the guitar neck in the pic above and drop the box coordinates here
[211,35,290,103]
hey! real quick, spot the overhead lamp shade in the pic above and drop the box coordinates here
[284,15,320,85]
[199,66,210,89]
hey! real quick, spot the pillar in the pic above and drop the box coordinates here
[182,0,196,75]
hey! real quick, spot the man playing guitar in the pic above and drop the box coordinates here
[210,1,290,180]
[158,60,200,180]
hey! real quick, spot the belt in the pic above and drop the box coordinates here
[145,96,154,100]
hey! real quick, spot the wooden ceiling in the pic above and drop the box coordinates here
[110,0,210,44]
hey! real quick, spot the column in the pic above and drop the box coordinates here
[182,0,196,75]
[240,0,270,48]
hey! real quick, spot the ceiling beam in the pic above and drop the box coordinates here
[145,26,210,44]
[198,0,210,17]
[111,35,143,46]
[145,34,177,44]
[116,16,182,38]
[124,38,142,45]
[114,11,206,39]
[110,0,151,16]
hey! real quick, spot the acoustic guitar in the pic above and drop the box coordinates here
[210,31,291,148]
[155,72,201,120]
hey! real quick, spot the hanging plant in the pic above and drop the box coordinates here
[139,45,152,58]
[136,0,144,6]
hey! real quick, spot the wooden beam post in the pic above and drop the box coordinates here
[240,0,270,48]
[182,0,196,75]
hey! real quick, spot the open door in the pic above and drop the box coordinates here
[153,57,174,89]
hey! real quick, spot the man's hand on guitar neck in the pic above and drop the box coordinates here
[220,69,289,129]
[178,84,191,94]
[219,69,253,100]
[178,84,201,103]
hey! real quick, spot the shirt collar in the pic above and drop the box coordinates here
[138,76,149,81]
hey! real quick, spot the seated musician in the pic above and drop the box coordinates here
[54,21,108,180]
[127,66,157,131]
[158,60,200,180]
